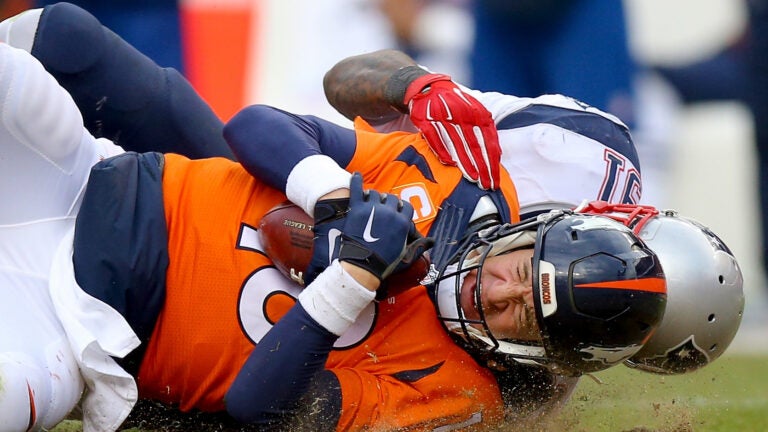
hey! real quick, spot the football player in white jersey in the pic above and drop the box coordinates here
[0,3,237,429]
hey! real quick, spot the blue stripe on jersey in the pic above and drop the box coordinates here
[395,146,437,183]
[427,181,511,267]
[73,152,168,371]
[392,362,444,382]
[496,105,640,170]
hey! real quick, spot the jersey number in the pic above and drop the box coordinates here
[236,224,375,349]
[599,149,640,204]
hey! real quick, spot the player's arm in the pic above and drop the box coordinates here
[226,174,414,429]
[224,104,359,216]
[323,49,418,125]
[325,49,501,189]
[226,105,382,285]
[0,3,233,160]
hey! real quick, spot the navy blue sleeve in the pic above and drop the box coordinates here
[223,104,356,192]
[31,2,233,160]
[226,303,341,430]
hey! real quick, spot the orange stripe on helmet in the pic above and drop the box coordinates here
[574,278,667,294]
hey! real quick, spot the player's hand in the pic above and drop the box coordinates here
[405,74,501,190]
[304,197,349,285]
[393,227,434,274]
[338,173,415,281]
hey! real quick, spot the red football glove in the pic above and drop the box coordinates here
[405,74,501,190]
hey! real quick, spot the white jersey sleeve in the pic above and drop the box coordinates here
[0,7,41,52]
[465,89,642,217]
[369,79,641,218]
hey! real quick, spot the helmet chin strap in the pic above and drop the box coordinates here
[483,229,538,258]
[435,264,468,332]
[574,199,660,235]
[478,334,547,366]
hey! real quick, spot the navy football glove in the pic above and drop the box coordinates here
[338,173,415,281]
[304,197,349,285]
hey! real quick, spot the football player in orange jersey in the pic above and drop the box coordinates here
[0,38,667,431]
[0,4,668,431]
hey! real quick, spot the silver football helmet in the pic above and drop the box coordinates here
[576,201,745,374]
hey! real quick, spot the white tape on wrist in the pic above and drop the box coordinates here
[286,155,352,217]
[298,260,375,336]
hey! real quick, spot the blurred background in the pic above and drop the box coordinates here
[2,0,765,352]
[625,0,767,353]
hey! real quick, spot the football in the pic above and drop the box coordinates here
[385,252,431,296]
[258,201,431,289]
[258,201,315,284]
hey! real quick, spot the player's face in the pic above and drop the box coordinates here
[459,248,540,341]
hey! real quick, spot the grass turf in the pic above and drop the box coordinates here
[551,353,768,431]
[51,353,768,432]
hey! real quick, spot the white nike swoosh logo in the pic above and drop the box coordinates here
[363,207,380,243]
[327,228,341,262]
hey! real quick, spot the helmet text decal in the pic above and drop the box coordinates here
[538,260,557,317]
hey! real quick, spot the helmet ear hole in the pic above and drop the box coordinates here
[707,313,716,322]
[718,275,725,284]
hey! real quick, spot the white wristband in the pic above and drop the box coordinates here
[286,155,351,217]
[298,260,375,336]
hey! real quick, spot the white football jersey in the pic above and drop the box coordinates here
[472,91,641,217]
[375,90,641,218]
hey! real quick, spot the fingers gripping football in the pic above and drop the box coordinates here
[338,173,415,281]
[259,197,431,287]
[304,197,349,285]
[405,74,501,190]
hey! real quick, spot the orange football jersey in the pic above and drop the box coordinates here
[137,119,520,429]
[138,154,287,410]
[349,117,521,231]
